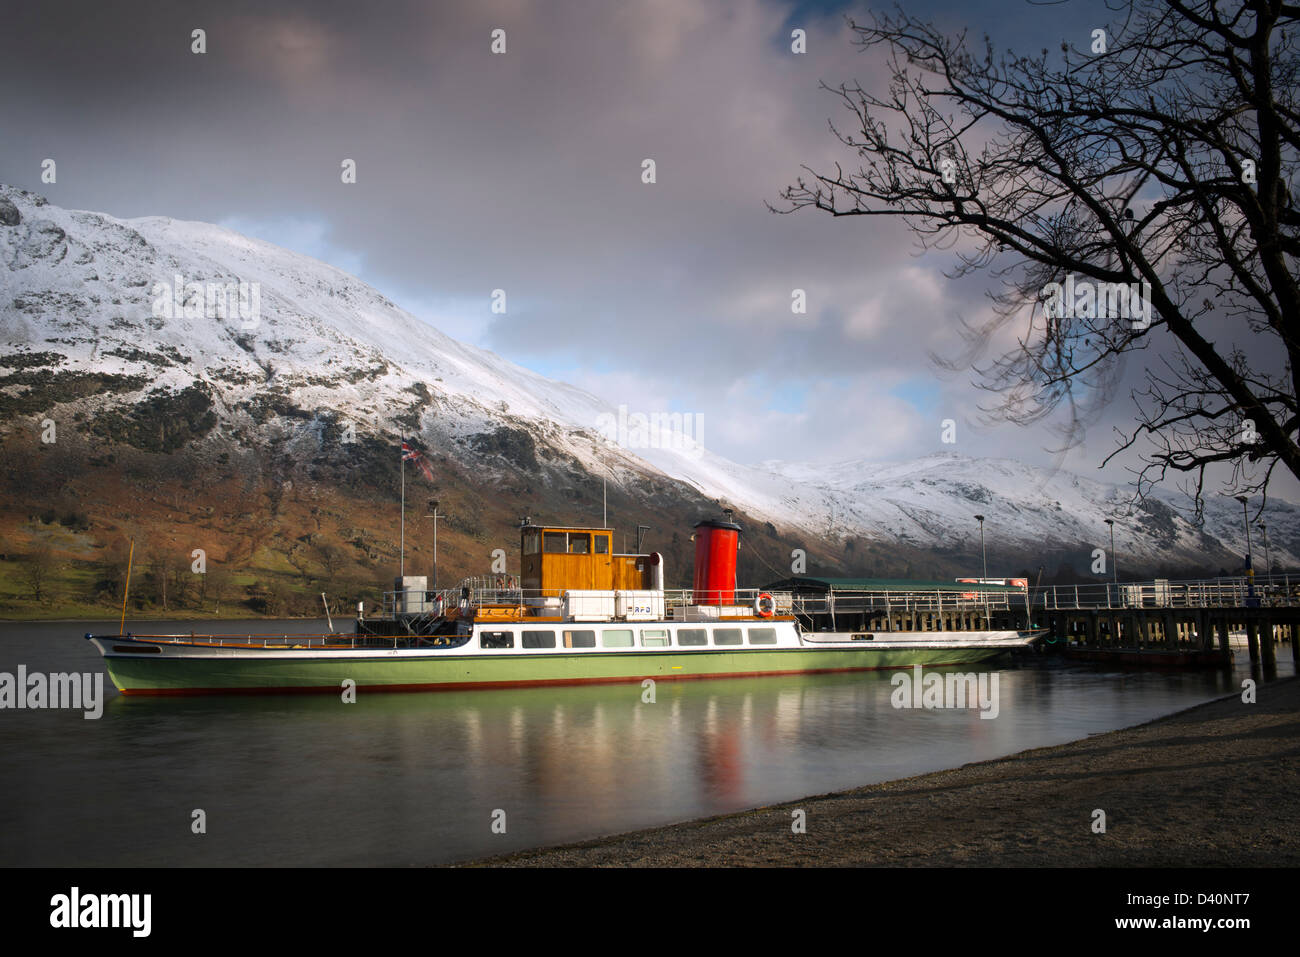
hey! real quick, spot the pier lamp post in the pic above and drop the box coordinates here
[1104,519,1117,605]
[1236,495,1256,604]
[1257,522,1272,580]
[974,514,988,624]
[426,500,441,590]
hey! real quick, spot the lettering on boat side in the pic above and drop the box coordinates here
[889,665,999,720]
[49,887,151,937]
[0,667,103,719]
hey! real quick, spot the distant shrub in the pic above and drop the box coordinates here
[58,511,89,530]
[86,383,217,453]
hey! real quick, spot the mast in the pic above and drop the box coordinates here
[119,537,135,636]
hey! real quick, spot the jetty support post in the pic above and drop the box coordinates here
[1260,615,1276,668]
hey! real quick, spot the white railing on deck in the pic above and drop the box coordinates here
[128,634,360,648]
[374,584,1021,619]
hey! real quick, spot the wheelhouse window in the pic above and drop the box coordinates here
[602,629,634,648]
[544,532,567,553]
[714,628,743,646]
[748,627,778,645]
[594,535,609,554]
[641,629,670,648]
[678,629,707,646]
[481,631,514,649]
[522,630,556,649]
[569,533,590,554]
[523,530,541,555]
[563,629,596,648]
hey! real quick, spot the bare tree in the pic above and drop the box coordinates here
[97,540,132,604]
[22,541,57,604]
[207,565,232,615]
[314,541,342,583]
[168,556,193,609]
[777,0,1299,518]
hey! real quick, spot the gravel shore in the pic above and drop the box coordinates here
[468,676,1300,867]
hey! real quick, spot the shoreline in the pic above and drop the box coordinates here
[465,676,1300,867]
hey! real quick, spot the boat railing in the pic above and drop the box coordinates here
[119,633,358,648]
[779,588,1017,616]
[413,587,1002,618]
[370,583,1023,620]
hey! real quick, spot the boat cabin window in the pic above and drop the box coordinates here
[748,627,778,645]
[678,629,707,646]
[594,535,609,554]
[602,629,634,648]
[481,631,514,649]
[522,630,556,649]
[544,532,567,553]
[714,628,743,646]
[641,629,669,648]
[523,530,541,555]
[569,533,590,554]
[563,629,596,648]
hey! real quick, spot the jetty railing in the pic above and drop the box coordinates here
[1033,574,1299,610]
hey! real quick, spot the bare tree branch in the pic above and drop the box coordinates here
[775,0,1299,517]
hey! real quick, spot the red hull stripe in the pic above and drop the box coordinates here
[114,660,986,696]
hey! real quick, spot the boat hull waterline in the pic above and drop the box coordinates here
[88,633,1038,696]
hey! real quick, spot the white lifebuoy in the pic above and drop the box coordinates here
[754,592,775,618]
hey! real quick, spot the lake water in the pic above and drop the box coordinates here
[0,619,1292,866]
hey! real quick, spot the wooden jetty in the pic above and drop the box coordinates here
[1035,577,1299,670]
[764,575,1300,670]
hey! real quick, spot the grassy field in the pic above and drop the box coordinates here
[0,552,370,621]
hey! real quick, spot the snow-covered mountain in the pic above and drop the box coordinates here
[2,183,1296,576]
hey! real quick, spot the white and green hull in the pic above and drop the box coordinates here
[88,626,1038,696]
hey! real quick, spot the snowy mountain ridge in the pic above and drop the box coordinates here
[2,184,1295,573]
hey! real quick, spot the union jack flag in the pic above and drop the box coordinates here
[401,439,435,481]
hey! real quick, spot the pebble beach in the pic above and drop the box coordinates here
[468,676,1300,867]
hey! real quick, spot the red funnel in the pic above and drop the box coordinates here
[692,518,741,605]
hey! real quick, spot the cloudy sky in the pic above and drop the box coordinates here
[3,0,1289,504]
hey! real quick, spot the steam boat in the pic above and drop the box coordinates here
[87,516,1040,695]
